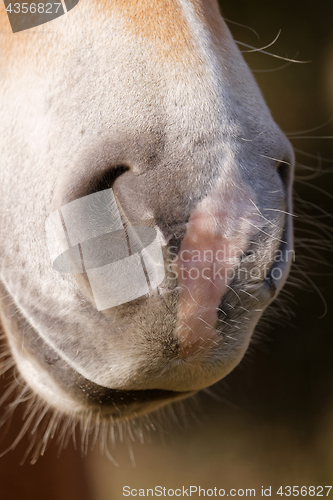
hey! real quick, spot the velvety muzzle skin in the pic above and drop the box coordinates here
[0,0,295,420]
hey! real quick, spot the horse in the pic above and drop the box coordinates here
[0,0,294,459]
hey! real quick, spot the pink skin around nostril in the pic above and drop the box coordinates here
[171,209,241,352]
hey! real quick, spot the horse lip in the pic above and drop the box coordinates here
[75,379,194,415]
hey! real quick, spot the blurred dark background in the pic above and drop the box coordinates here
[1,1,333,498]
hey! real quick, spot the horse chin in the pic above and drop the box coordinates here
[0,293,194,420]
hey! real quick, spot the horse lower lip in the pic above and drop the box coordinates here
[75,381,192,409]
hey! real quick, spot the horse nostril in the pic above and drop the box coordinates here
[88,165,130,196]
[46,163,165,312]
